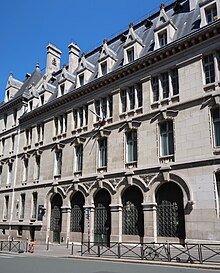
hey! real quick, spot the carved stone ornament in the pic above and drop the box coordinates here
[139,174,156,185]
[109,177,126,189]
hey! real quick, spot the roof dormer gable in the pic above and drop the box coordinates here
[77,53,95,74]
[99,39,117,62]
[59,64,76,84]
[124,23,144,48]
[154,3,177,32]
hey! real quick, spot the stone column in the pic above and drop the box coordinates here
[142,202,157,243]
[60,206,71,243]
[110,204,123,243]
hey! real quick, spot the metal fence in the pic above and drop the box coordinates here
[81,241,220,265]
[1,239,220,265]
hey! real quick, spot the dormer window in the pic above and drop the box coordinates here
[123,23,144,65]
[40,95,44,105]
[60,84,65,96]
[205,3,217,24]
[29,101,33,111]
[200,1,219,27]
[79,74,84,86]
[101,61,107,75]
[158,30,168,47]
[127,47,134,63]
[6,90,10,101]
[154,4,177,49]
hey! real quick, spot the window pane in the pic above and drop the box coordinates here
[161,72,169,98]
[152,77,159,102]
[160,121,174,156]
[213,108,220,147]
[128,86,135,110]
[126,131,137,162]
[204,54,215,84]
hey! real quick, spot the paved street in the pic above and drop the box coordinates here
[0,254,220,273]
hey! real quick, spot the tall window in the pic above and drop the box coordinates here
[204,54,215,84]
[161,72,169,99]
[160,121,174,157]
[152,69,179,102]
[54,114,67,136]
[32,192,38,219]
[54,150,62,176]
[20,194,25,219]
[171,69,179,96]
[128,86,135,110]
[7,163,13,184]
[121,84,143,112]
[95,96,113,121]
[3,196,9,220]
[126,131,137,163]
[212,108,220,147]
[73,106,88,129]
[25,128,32,146]
[23,158,29,182]
[0,165,2,185]
[36,123,44,143]
[121,89,127,113]
[35,156,41,180]
[99,138,107,168]
[205,3,217,24]
[75,144,83,172]
[152,76,159,102]
[13,109,17,125]
[3,114,7,129]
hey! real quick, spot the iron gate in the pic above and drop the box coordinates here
[157,200,178,237]
[50,205,62,242]
[94,203,110,245]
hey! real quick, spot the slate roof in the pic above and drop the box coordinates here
[0,0,215,109]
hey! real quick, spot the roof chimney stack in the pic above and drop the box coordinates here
[46,44,62,76]
[68,43,80,74]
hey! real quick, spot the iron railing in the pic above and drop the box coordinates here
[81,241,220,265]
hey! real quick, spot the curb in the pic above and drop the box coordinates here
[64,255,220,270]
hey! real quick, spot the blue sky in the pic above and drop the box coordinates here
[0,0,170,102]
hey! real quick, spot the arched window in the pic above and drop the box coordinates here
[70,192,85,232]
[156,182,185,239]
[50,193,63,242]
[122,186,144,236]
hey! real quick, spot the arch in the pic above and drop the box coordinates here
[156,182,185,240]
[149,171,194,204]
[89,180,115,199]
[50,193,63,243]
[94,189,111,246]
[70,191,85,233]
[116,176,148,202]
[122,185,144,237]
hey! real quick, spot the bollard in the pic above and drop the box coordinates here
[118,243,121,259]
[71,242,74,255]
[46,237,49,251]
[67,237,69,249]
[97,244,100,257]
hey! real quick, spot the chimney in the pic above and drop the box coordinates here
[46,44,62,76]
[68,43,80,74]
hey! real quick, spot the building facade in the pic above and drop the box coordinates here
[0,0,220,244]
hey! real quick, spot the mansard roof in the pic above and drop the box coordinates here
[14,66,43,99]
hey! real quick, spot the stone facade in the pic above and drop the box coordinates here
[0,0,220,244]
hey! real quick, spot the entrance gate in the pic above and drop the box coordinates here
[50,194,62,243]
[156,182,185,240]
[94,189,111,246]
